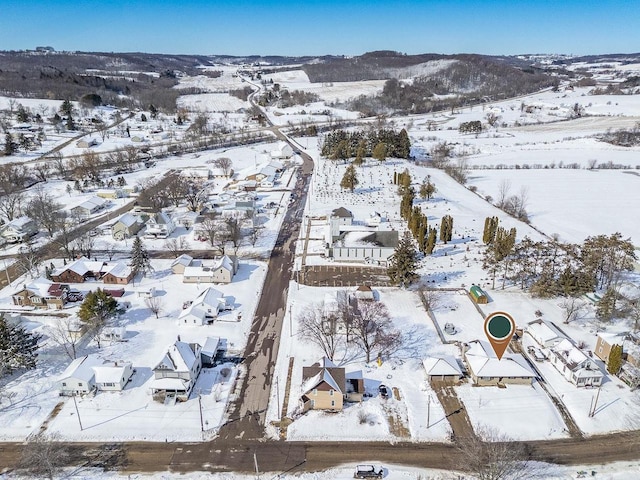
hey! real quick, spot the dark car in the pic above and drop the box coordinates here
[378,384,389,399]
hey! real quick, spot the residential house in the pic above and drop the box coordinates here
[112,213,143,240]
[0,216,38,243]
[463,340,536,386]
[58,356,133,395]
[93,361,134,391]
[595,333,624,364]
[178,287,228,325]
[70,196,108,219]
[527,319,567,348]
[50,257,133,285]
[58,355,102,396]
[299,357,364,412]
[270,142,293,160]
[144,212,176,239]
[171,254,195,274]
[150,340,202,402]
[102,262,134,284]
[182,255,238,284]
[12,278,68,310]
[594,332,640,388]
[549,339,604,387]
[76,138,99,148]
[423,355,464,382]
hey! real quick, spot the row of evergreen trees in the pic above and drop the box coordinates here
[321,128,411,160]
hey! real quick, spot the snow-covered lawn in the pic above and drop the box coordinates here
[457,381,568,440]
[0,259,268,441]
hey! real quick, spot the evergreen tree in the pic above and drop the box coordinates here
[0,314,41,377]
[372,142,387,162]
[425,227,437,254]
[354,141,365,166]
[400,187,415,220]
[340,164,359,192]
[398,168,412,195]
[149,104,158,119]
[387,231,419,287]
[130,236,152,278]
[66,114,76,131]
[4,132,17,156]
[78,289,119,325]
[483,216,499,244]
[440,215,453,243]
[607,344,623,375]
[397,128,411,159]
[60,99,73,117]
[596,287,620,323]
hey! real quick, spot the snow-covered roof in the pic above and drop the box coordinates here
[104,261,131,278]
[93,362,132,384]
[59,355,103,382]
[114,213,138,227]
[527,319,566,346]
[22,277,54,297]
[302,368,343,395]
[465,340,535,378]
[71,196,107,212]
[171,254,193,268]
[202,336,221,357]
[6,216,34,229]
[150,377,190,391]
[179,287,225,322]
[550,339,596,373]
[423,356,463,376]
[154,341,200,374]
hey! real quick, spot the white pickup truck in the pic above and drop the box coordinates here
[354,464,383,478]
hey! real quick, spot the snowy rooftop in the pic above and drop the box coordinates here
[465,340,535,378]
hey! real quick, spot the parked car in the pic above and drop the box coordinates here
[67,290,84,302]
[354,464,383,479]
[378,384,389,399]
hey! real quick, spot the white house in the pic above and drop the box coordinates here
[182,255,238,284]
[93,361,134,391]
[549,339,604,387]
[179,287,228,325]
[58,355,102,396]
[526,319,567,348]
[463,340,536,386]
[150,340,202,402]
[0,216,38,243]
[144,212,176,239]
[70,196,108,218]
[270,142,293,160]
[112,212,143,240]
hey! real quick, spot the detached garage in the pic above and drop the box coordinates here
[423,356,463,382]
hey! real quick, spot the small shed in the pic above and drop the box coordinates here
[469,285,488,304]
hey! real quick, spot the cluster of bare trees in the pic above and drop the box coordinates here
[297,292,403,364]
[494,180,530,222]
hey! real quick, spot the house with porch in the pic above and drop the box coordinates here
[112,213,143,240]
[150,340,202,403]
[144,212,176,239]
[0,216,38,243]
[178,287,229,325]
[58,356,134,395]
[549,339,604,387]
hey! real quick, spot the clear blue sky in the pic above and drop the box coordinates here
[1,0,637,56]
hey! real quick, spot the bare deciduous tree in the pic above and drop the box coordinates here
[456,425,543,480]
[297,302,344,361]
[351,299,399,363]
[164,237,189,257]
[25,185,64,238]
[0,191,24,221]
[15,242,42,279]
[214,157,233,177]
[559,297,588,324]
[145,296,164,319]
[48,317,81,360]
[224,216,242,254]
[420,288,443,311]
[18,432,71,480]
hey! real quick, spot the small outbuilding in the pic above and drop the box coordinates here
[423,356,463,382]
[469,285,488,304]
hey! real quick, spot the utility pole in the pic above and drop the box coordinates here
[590,385,602,417]
[198,393,204,432]
[275,376,280,419]
[72,394,83,431]
[289,305,293,337]
[427,395,431,428]
[253,451,260,479]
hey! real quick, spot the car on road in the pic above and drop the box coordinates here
[378,384,389,399]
